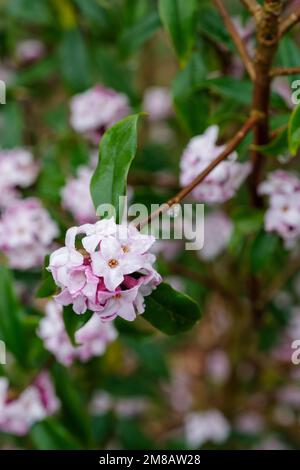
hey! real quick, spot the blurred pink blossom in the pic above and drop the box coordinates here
[205,349,230,384]
[16,39,45,64]
[61,166,96,224]
[0,372,59,436]
[70,85,130,144]
[0,198,58,269]
[184,409,230,447]
[143,86,173,121]
[0,148,39,208]
[180,126,251,203]
[199,211,233,261]
[38,301,118,366]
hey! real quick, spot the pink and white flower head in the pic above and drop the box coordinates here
[0,198,58,269]
[16,39,45,64]
[70,85,130,144]
[258,171,300,246]
[48,218,161,319]
[38,301,118,366]
[0,148,39,208]
[184,410,230,448]
[180,126,251,203]
[199,211,233,261]
[61,166,96,224]
[0,372,59,436]
[143,86,173,121]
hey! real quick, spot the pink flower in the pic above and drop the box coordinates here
[0,148,39,208]
[16,39,45,64]
[61,166,97,224]
[48,219,161,321]
[70,85,130,144]
[0,372,59,436]
[0,198,58,269]
[143,87,173,121]
[38,301,117,365]
[180,126,251,203]
[199,211,233,260]
[259,171,300,246]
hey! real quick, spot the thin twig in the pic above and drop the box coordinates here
[279,8,300,36]
[240,0,263,22]
[138,113,261,230]
[214,0,255,80]
[270,66,300,77]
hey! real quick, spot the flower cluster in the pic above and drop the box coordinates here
[70,85,130,144]
[180,126,251,203]
[0,198,58,269]
[0,372,59,436]
[16,39,45,64]
[61,166,96,224]
[48,218,161,320]
[258,170,300,246]
[38,301,118,366]
[0,148,38,208]
[143,86,173,121]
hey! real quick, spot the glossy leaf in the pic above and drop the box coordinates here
[143,282,201,335]
[90,114,141,221]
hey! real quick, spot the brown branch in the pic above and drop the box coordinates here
[214,0,255,80]
[270,66,300,77]
[279,8,300,36]
[138,113,261,230]
[241,0,263,22]
[250,0,283,207]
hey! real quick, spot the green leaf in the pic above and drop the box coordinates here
[158,0,198,66]
[143,282,201,335]
[119,11,161,57]
[52,364,92,444]
[253,128,288,157]
[277,36,300,86]
[36,255,57,298]
[90,114,141,221]
[172,52,208,135]
[0,102,24,149]
[251,231,281,274]
[0,267,27,365]
[62,306,93,346]
[288,103,300,155]
[30,419,80,450]
[58,29,91,92]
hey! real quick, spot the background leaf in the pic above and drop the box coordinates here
[158,0,198,66]
[143,282,201,335]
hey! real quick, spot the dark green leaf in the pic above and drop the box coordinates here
[58,29,91,92]
[36,255,57,298]
[119,11,161,57]
[288,103,300,155]
[62,305,93,346]
[90,114,141,221]
[0,102,24,148]
[30,419,80,450]
[52,364,92,444]
[143,282,201,335]
[158,0,198,66]
[251,231,281,274]
[0,266,27,365]
[172,52,208,135]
